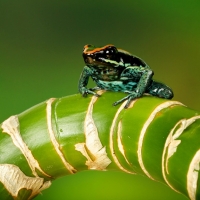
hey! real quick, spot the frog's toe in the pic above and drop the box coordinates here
[81,87,100,97]
[113,101,120,106]
[114,93,139,108]
[89,86,101,91]
[87,89,100,97]
[124,97,133,109]
[94,93,100,97]
[113,96,129,107]
[81,91,87,97]
[82,93,87,97]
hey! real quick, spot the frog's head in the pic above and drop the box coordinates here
[83,44,120,67]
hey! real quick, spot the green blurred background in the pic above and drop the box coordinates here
[1,1,200,199]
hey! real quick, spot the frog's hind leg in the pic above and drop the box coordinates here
[147,81,174,99]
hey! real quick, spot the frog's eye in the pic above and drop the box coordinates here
[106,46,118,54]
[103,46,118,60]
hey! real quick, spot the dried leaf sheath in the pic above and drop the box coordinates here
[0,91,200,200]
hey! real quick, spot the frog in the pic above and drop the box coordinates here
[79,44,174,108]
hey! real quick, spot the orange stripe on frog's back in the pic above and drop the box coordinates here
[83,44,114,54]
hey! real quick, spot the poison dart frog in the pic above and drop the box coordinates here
[79,44,173,108]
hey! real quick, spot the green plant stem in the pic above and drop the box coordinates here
[0,91,200,200]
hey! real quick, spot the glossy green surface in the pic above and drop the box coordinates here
[166,119,200,196]
[54,95,90,171]
[1,92,199,199]
[92,92,126,170]
[18,102,68,178]
[121,96,167,174]
[0,126,33,177]
[142,106,199,182]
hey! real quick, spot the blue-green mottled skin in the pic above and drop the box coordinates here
[79,44,173,108]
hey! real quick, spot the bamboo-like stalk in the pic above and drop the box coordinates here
[0,91,200,200]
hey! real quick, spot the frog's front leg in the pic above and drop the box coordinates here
[79,66,100,97]
[113,66,154,108]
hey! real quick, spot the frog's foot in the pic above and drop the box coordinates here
[113,92,139,109]
[80,87,100,97]
[88,86,102,91]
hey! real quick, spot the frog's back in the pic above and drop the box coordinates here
[117,48,148,68]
